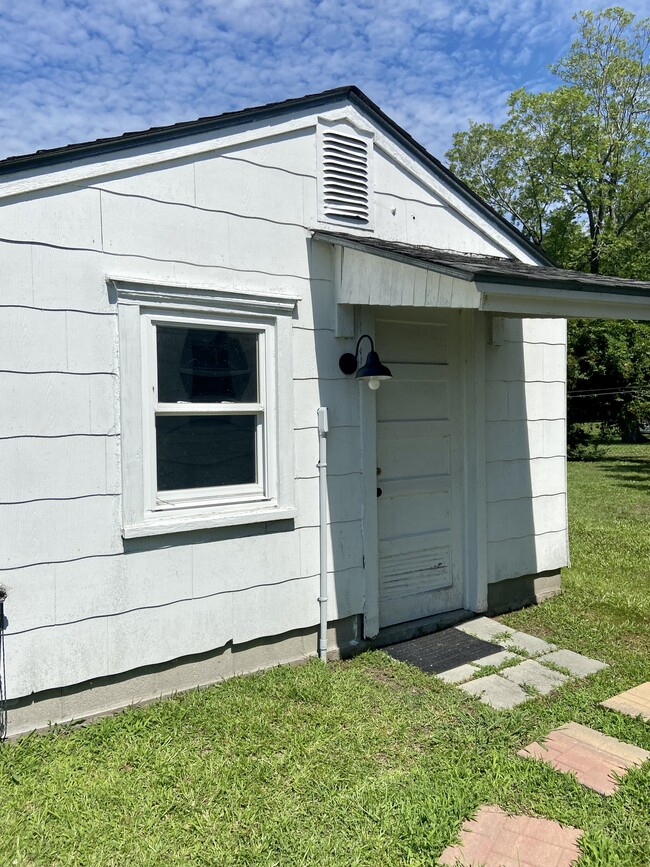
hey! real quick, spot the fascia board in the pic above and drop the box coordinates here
[0,101,347,202]
[311,230,474,281]
[478,280,650,321]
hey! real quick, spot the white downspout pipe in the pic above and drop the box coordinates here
[317,407,329,661]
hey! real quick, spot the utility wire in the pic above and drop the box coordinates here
[568,386,650,398]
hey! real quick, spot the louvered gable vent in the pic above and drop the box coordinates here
[321,129,370,224]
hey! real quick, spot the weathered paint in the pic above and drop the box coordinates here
[0,100,571,724]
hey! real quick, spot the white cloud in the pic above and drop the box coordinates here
[0,0,647,162]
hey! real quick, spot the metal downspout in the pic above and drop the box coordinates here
[317,407,329,661]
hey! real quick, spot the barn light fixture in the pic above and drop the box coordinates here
[339,334,392,390]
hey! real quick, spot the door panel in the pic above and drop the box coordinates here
[376,313,463,628]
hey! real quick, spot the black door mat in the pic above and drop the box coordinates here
[382,628,503,674]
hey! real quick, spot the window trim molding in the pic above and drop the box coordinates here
[111,278,298,538]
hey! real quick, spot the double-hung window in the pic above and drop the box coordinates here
[115,280,297,537]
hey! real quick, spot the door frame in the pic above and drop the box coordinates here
[360,307,488,639]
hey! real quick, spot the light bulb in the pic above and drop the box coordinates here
[368,379,380,390]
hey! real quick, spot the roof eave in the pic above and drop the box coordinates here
[0,84,550,267]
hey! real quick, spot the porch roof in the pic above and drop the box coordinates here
[313,230,650,321]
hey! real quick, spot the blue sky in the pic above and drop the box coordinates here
[0,1,647,163]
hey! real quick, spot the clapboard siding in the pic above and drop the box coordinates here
[292,325,354,380]
[91,160,197,206]
[0,435,120,502]
[1,495,122,570]
[0,307,116,373]
[293,378,359,429]
[294,426,360,479]
[486,457,566,503]
[299,522,364,579]
[101,190,311,278]
[0,243,111,313]
[5,560,363,699]
[487,493,567,543]
[1,372,118,437]
[485,317,568,583]
[106,590,234,676]
[32,246,111,312]
[6,616,110,699]
[1,241,35,306]
[220,128,316,178]
[502,317,566,344]
[296,475,363,528]
[194,152,307,225]
[100,191,230,266]
[486,381,566,422]
[1,107,571,715]
[374,147,509,256]
[488,530,568,584]
[486,419,566,462]
[0,187,102,250]
[3,518,362,636]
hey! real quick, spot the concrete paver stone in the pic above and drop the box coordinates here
[438,804,583,866]
[456,617,516,643]
[601,682,650,721]
[460,674,529,709]
[502,660,570,695]
[502,631,557,656]
[437,664,478,684]
[518,721,650,796]
[539,649,608,678]
[471,650,520,668]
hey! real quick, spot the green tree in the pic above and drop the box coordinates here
[446,6,650,443]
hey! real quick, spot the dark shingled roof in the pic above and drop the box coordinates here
[312,231,650,297]
[0,85,551,266]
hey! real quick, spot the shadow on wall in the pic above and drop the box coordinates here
[485,317,566,612]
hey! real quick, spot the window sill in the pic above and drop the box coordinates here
[123,504,296,538]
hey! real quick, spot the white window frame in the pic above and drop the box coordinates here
[113,278,298,538]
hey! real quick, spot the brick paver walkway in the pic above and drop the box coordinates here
[518,722,650,796]
[601,682,650,721]
[438,805,582,866]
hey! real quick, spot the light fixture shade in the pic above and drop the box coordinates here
[339,334,393,390]
[356,350,392,382]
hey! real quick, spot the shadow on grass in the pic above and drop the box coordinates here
[592,454,650,496]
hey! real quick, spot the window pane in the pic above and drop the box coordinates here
[157,326,258,403]
[156,415,257,492]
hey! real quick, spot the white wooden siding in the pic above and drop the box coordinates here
[0,109,567,707]
[338,247,481,309]
[0,187,102,250]
[0,435,120,501]
[485,318,568,583]
[374,147,510,256]
[1,372,118,437]
[0,128,367,701]
[0,307,116,373]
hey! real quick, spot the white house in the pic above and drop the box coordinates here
[2,86,649,737]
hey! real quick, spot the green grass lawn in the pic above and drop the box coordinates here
[1,445,649,866]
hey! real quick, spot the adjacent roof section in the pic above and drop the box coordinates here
[313,231,650,298]
[314,229,650,321]
[0,85,550,266]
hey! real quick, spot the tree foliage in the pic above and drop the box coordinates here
[446,7,650,442]
[447,6,650,276]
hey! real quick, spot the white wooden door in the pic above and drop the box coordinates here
[376,312,463,628]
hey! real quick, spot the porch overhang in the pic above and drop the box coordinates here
[312,230,650,323]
